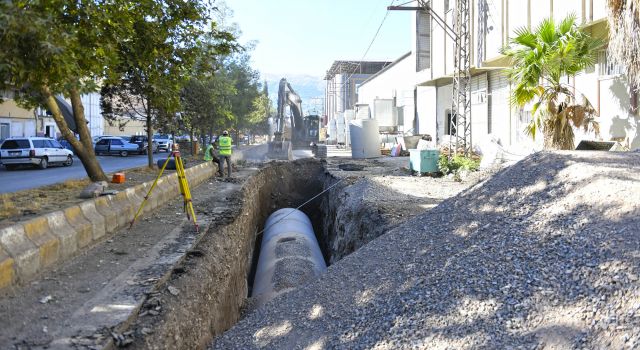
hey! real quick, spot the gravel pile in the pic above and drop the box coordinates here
[212,151,640,349]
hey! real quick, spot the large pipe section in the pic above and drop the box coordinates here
[252,208,326,307]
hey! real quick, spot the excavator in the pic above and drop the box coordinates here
[267,78,320,160]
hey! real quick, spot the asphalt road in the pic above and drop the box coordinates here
[0,153,166,194]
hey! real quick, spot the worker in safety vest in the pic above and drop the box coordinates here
[217,130,233,177]
[203,139,221,177]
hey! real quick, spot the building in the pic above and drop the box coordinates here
[324,60,392,123]
[0,90,105,140]
[357,52,416,134]
[357,0,639,150]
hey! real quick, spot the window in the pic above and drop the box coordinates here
[49,140,62,148]
[1,139,30,149]
[33,140,48,148]
[96,139,108,146]
[445,111,457,136]
[598,50,625,76]
[111,139,123,146]
[0,123,9,140]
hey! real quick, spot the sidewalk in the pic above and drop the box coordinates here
[0,168,254,349]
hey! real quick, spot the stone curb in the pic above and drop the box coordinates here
[0,161,214,291]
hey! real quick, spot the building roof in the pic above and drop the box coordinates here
[359,51,412,87]
[324,60,393,80]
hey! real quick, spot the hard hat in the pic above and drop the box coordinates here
[222,130,229,135]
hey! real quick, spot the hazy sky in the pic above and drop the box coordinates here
[227,0,412,78]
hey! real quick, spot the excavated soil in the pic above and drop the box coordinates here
[212,151,640,349]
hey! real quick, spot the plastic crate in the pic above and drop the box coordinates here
[409,149,440,173]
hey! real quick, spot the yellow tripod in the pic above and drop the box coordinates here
[129,144,199,232]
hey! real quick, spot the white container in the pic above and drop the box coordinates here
[373,99,398,129]
[349,119,380,158]
[336,114,346,144]
[344,110,355,147]
[328,118,337,144]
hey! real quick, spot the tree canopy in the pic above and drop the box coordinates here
[503,15,602,149]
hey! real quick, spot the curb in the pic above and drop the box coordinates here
[0,161,214,291]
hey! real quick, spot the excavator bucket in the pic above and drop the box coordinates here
[267,141,293,160]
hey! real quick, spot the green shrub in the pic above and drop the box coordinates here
[438,154,480,175]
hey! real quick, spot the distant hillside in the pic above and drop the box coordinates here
[262,73,325,115]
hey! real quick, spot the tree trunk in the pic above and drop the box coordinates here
[146,106,154,169]
[42,87,107,182]
[189,127,195,155]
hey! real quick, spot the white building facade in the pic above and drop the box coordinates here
[0,91,106,140]
[357,0,640,150]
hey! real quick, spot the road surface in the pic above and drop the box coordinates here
[0,153,166,193]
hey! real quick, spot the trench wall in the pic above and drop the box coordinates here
[135,159,326,349]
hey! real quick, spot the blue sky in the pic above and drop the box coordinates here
[226,0,412,78]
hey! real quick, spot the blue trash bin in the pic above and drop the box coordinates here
[409,149,440,173]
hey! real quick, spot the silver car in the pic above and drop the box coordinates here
[0,137,74,170]
[94,136,140,157]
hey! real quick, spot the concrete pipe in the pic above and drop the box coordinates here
[252,208,326,307]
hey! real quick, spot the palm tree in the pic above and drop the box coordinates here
[503,15,603,149]
[607,0,640,89]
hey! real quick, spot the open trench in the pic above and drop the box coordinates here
[123,158,393,349]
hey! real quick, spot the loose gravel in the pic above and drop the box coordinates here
[212,151,640,349]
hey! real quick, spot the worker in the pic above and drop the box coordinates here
[217,130,233,177]
[203,139,222,177]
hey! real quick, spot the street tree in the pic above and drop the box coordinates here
[0,0,125,181]
[245,81,273,140]
[224,52,263,144]
[180,72,236,146]
[503,15,602,149]
[101,0,235,168]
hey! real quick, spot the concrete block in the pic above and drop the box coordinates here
[125,187,147,215]
[108,194,131,229]
[45,211,77,259]
[0,246,15,289]
[94,196,118,234]
[78,201,106,241]
[151,184,163,209]
[0,225,40,280]
[64,205,93,248]
[22,217,60,269]
[135,183,156,214]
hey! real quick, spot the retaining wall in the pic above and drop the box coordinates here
[0,161,217,290]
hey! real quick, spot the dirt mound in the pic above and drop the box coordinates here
[213,151,640,349]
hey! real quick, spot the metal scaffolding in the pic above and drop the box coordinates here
[450,0,472,155]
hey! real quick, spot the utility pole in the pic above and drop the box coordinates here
[450,0,472,155]
[389,0,473,156]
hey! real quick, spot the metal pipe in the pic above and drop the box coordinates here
[252,208,326,307]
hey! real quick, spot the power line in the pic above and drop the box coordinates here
[344,0,397,83]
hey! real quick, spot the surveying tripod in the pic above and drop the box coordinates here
[130,144,199,232]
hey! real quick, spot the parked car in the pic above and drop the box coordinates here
[0,137,74,170]
[153,134,173,152]
[129,135,159,154]
[94,137,140,157]
[92,135,115,145]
